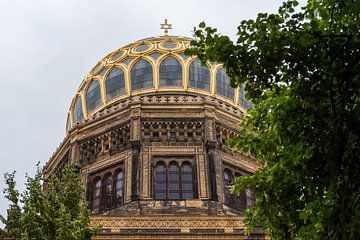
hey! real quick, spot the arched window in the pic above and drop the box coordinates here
[181,162,193,199]
[106,67,125,100]
[116,171,124,205]
[130,59,153,90]
[223,169,233,206]
[72,95,84,123]
[234,172,246,209]
[168,162,180,199]
[154,163,167,200]
[239,84,254,109]
[189,60,210,91]
[216,68,234,100]
[86,80,102,112]
[159,56,182,86]
[92,179,101,213]
[104,175,113,209]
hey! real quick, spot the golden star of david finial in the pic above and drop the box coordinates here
[160,19,172,36]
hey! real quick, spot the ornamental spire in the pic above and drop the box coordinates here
[160,19,172,36]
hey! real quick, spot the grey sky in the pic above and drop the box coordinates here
[0,0,301,225]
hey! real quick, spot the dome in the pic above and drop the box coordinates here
[66,35,252,133]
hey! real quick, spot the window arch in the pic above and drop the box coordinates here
[115,171,124,205]
[216,68,234,100]
[130,59,153,90]
[86,80,102,112]
[154,162,167,200]
[104,174,113,209]
[181,162,193,199]
[92,179,101,213]
[159,56,182,86]
[72,95,84,123]
[189,59,210,91]
[223,169,252,210]
[106,67,125,100]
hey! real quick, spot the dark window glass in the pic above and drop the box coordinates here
[154,163,167,200]
[116,171,124,205]
[179,53,190,60]
[135,45,150,52]
[150,52,162,60]
[92,179,101,213]
[121,57,134,66]
[239,84,254,109]
[104,175,113,209]
[111,51,124,61]
[159,56,182,86]
[162,42,177,49]
[131,59,153,90]
[72,96,84,123]
[246,189,256,208]
[181,163,193,199]
[106,67,125,100]
[216,68,234,100]
[224,169,233,206]
[86,80,102,112]
[189,60,210,91]
[168,163,180,199]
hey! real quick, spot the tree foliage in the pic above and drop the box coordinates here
[186,0,360,239]
[0,164,98,240]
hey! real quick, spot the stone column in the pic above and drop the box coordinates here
[206,140,218,201]
[130,140,141,201]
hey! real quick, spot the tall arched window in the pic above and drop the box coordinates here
[234,172,246,209]
[86,80,102,112]
[159,56,182,86]
[104,175,113,209]
[130,59,153,90]
[216,68,234,100]
[181,162,193,199]
[92,179,101,213]
[168,162,180,199]
[189,59,210,91]
[72,95,84,123]
[106,67,125,100]
[154,163,167,200]
[116,171,124,205]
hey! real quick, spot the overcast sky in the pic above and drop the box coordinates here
[0,0,303,225]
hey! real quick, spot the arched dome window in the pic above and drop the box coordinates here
[189,60,210,91]
[116,171,124,205]
[181,162,193,199]
[239,84,254,109]
[72,95,84,123]
[159,56,182,86]
[86,80,102,112]
[154,162,167,200]
[130,59,153,90]
[216,68,234,100]
[105,67,125,100]
[92,178,101,213]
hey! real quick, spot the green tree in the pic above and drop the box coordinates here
[186,0,360,239]
[0,164,98,240]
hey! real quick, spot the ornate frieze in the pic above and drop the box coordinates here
[79,123,130,165]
